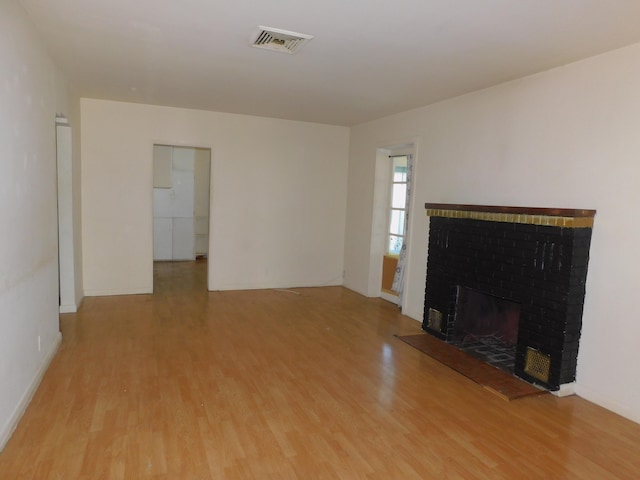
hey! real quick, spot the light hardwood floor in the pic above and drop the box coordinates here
[0,260,639,479]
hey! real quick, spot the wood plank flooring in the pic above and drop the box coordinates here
[1,260,639,478]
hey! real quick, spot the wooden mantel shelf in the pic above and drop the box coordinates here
[424,203,596,228]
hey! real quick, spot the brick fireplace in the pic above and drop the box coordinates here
[422,203,595,391]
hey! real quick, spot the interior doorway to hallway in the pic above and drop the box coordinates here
[152,144,211,291]
[56,116,80,313]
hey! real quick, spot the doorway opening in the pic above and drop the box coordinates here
[56,115,80,313]
[152,144,211,291]
[373,143,415,307]
[381,154,409,303]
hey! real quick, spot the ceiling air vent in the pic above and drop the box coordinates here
[251,26,313,54]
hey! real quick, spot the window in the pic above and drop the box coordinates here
[388,155,408,255]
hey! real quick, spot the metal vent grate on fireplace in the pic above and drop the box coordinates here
[427,308,443,332]
[524,347,551,383]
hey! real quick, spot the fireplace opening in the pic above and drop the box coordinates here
[452,286,521,373]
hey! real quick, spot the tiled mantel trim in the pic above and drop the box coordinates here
[425,203,596,229]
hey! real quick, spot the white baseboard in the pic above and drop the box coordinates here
[211,279,343,292]
[380,291,400,304]
[59,303,76,313]
[551,382,576,397]
[84,286,152,296]
[341,283,369,298]
[575,384,640,425]
[0,332,62,452]
[60,295,83,313]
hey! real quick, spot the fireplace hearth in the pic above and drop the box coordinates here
[423,204,595,391]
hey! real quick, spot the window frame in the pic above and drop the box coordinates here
[387,154,409,256]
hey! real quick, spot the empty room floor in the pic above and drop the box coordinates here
[0,261,639,478]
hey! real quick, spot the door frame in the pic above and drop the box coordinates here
[151,143,213,291]
[370,140,417,310]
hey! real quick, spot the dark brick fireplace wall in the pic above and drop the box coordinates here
[423,204,594,391]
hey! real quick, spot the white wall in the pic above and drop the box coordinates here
[0,1,76,449]
[345,42,640,423]
[81,99,349,294]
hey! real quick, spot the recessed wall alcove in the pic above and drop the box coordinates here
[423,203,595,391]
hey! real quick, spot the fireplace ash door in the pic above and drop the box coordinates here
[422,204,594,391]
